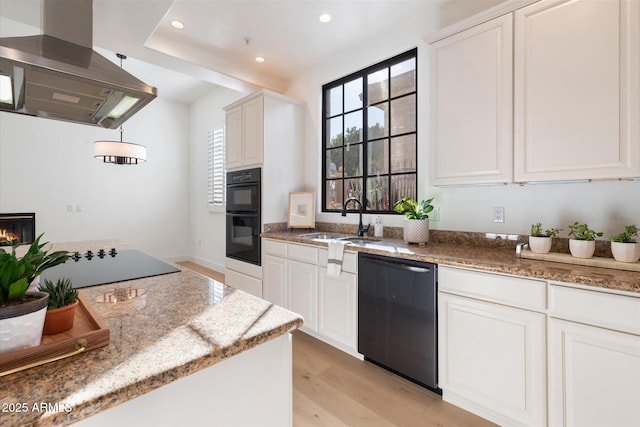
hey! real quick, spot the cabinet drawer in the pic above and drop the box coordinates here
[439,266,546,311]
[287,243,318,264]
[318,249,357,274]
[263,239,287,257]
[549,283,640,335]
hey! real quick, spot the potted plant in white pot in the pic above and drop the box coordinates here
[609,224,640,263]
[0,234,70,355]
[529,223,561,254]
[393,197,434,244]
[567,221,603,259]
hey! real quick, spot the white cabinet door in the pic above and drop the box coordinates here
[287,260,317,333]
[318,268,357,352]
[225,105,242,170]
[439,292,547,426]
[548,318,640,427]
[429,14,513,185]
[242,96,264,168]
[514,0,640,181]
[263,254,287,308]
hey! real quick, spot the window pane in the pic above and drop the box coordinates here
[367,176,389,211]
[368,103,388,139]
[390,174,416,205]
[326,86,342,117]
[326,180,343,210]
[368,69,388,104]
[390,94,415,135]
[344,78,363,112]
[321,49,416,214]
[390,57,416,98]
[345,178,363,201]
[326,116,343,147]
[344,110,363,144]
[367,139,388,175]
[391,134,416,173]
[326,148,343,177]
[344,143,363,177]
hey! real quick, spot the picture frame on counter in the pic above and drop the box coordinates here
[288,192,315,228]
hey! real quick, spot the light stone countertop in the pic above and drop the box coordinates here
[1,241,303,426]
[262,231,640,294]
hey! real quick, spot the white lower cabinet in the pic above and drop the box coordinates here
[264,254,287,308]
[438,266,547,426]
[263,239,358,356]
[548,318,640,427]
[287,260,318,333]
[548,283,640,427]
[318,267,357,352]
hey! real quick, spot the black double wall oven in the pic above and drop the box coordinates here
[226,168,261,266]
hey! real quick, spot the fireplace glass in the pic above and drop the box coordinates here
[0,213,36,246]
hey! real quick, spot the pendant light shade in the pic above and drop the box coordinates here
[94,140,146,164]
[93,53,147,165]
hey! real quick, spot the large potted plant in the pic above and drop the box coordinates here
[567,221,603,259]
[610,224,640,263]
[0,234,70,354]
[393,197,434,244]
[39,277,79,335]
[529,223,560,254]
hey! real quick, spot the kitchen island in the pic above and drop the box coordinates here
[1,241,303,426]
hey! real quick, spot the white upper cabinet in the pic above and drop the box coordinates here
[429,14,513,185]
[514,0,640,181]
[224,95,264,170]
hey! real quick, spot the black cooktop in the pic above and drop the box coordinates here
[40,248,181,289]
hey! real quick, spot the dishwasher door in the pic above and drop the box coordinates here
[358,253,439,391]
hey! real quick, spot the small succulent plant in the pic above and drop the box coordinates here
[530,223,560,238]
[38,277,77,309]
[610,224,639,243]
[568,221,603,241]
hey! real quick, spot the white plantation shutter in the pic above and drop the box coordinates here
[208,126,226,208]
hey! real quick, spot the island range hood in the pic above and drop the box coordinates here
[0,0,157,129]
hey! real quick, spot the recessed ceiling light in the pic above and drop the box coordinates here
[171,20,184,30]
[319,13,332,23]
[255,56,265,63]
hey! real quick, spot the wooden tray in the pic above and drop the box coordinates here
[0,292,110,376]
[520,249,640,272]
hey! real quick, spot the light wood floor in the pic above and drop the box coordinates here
[177,261,496,427]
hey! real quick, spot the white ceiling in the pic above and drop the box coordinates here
[0,0,504,104]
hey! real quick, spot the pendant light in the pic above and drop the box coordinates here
[94,54,147,165]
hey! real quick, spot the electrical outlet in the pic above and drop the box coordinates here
[493,206,505,223]
[431,207,440,221]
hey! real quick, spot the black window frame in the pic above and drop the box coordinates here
[321,48,418,214]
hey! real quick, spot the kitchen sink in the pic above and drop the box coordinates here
[297,232,381,245]
[297,232,350,240]
[340,237,381,246]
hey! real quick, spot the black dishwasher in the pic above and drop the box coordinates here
[358,253,440,393]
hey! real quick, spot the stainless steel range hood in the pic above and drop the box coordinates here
[0,0,157,129]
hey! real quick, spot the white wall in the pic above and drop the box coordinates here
[0,98,192,260]
[285,0,640,239]
[187,86,245,272]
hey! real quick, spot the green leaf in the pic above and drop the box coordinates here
[7,277,29,301]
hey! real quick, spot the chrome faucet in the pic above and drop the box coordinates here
[341,197,370,237]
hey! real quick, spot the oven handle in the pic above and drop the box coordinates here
[225,211,259,216]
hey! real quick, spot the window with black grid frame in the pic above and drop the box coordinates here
[322,48,417,213]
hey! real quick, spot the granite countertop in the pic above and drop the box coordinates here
[1,241,303,427]
[261,230,640,294]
